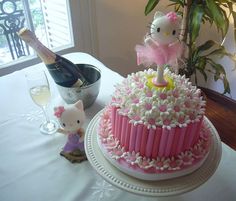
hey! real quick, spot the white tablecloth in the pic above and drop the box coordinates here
[0,52,235,201]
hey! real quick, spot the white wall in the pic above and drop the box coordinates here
[196,23,236,99]
[94,0,174,75]
[94,0,149,75]
[93,0,236,100]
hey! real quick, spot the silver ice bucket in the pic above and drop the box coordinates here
[57,64,101,108]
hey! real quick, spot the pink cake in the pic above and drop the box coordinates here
[98,69,211,180]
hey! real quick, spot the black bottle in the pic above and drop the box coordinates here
[18,28,88,87]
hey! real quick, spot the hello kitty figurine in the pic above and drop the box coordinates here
[54,100,87,163]
[135,11,184,86]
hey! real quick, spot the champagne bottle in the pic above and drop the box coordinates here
[18,28,88,87]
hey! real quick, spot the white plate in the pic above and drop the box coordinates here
[85,110,222,197]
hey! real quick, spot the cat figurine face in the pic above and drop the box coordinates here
[149,11,181,45]
[54,100,85,133]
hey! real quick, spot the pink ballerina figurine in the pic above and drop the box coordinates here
[54,100,87,163]
[135,11,184,86]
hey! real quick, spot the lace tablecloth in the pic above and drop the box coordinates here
[0,53,235,201]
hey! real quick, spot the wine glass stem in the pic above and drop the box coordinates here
[42,106,50,123]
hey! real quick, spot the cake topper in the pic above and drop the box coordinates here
[135,11,183,87]
[54,100,87,163]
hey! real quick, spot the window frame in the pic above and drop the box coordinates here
[0,0,98,76]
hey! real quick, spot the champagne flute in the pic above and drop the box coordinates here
[26,70,58,135]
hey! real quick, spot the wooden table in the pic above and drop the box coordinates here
[202,88,236,150]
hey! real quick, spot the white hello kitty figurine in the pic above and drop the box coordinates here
[54,100,87,163]
[135,11,184,86]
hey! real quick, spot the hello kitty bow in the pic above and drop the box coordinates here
[166,12,178,22]
[54,106,65,118]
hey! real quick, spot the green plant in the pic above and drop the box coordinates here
[145,0,236,94]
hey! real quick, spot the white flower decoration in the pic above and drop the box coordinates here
[150,157,170,171]
[167,157,183,171]
[110,145,125,160]
[104,138,119,150]
[125,151,141,166]
[137,157,153,169]
[178,151,194,166]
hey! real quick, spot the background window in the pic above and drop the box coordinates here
[0,0,73,66]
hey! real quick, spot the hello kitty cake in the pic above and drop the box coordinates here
[97,12,211,180]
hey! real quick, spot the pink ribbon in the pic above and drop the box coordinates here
[166,12,178,22]
[54,106,65,118]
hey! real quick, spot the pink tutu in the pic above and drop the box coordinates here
[135,42,183,67]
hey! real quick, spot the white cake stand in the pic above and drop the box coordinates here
[85,110,222,197]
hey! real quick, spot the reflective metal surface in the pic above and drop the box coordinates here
[57,64,101,108]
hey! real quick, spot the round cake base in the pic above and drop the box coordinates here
[85,110,222,197]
